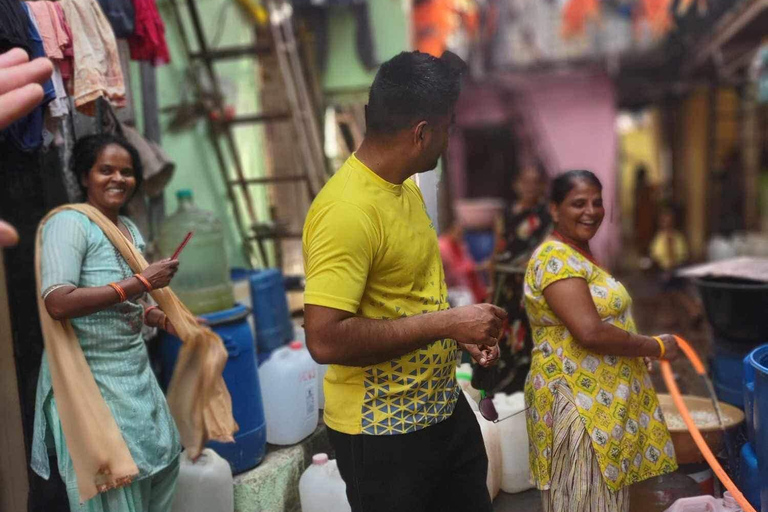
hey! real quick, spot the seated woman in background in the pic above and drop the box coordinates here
[524,170,680,512]
[473,163,551,395]
[32,134,184,512]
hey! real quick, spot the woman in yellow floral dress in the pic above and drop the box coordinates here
[523,170,681,512]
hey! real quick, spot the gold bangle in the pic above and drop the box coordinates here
[653,336,666,359]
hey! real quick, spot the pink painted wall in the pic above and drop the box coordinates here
[522,74,619,266]
[450,73,620,266]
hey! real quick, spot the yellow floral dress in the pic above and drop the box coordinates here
[523,241,677,491]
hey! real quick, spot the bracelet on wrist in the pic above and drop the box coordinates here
[135,274,152,292]
[108,282,127,302]
[144,305,160,324]
[652,336,666,359]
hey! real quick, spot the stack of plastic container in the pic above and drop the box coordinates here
[159,192,266,475]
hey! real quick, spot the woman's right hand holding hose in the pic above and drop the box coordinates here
[654,334,680,361]
[140,258,179,290]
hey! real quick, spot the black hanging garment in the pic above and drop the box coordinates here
[0,0,30,55]
[96,0,135,38]
[292,0,378,73]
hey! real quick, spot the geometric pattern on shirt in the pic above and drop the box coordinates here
[361,338,460,435]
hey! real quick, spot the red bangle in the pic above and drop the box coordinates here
[144,305,159,324]
[108,283,127,302]
[135,274,152,292]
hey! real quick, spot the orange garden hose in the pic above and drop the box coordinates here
[660,335,757,512]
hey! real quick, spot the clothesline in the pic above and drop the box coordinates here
[0,0,170,152]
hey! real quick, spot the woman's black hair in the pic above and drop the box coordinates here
[73,133,144,199]
[550,170,602,205]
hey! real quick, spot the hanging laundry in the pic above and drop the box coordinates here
[0,0,30,55]
[561,0,600,39]
[292,0,378,72]
[26,2,72,118]
[26,2,69,60]
[413,0,479,58]
[128,0,170,66]
[60,0,126,115]
[1,4,56,151]
[53,3,74,83]
[96,0,135,38]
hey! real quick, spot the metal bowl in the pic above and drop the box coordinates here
[657,394,745,465]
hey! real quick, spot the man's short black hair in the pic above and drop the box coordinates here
[366,51,466,135]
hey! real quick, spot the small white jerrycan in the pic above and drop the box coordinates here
[299,453,352,512]
[493,392,533,494]
[259,341,319,445]
[171,449,234,512]
[664,492,743,512]
[474,412,502,500]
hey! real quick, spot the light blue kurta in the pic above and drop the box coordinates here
[31,210,181,508]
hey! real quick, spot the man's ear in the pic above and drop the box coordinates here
[414,121,428,145]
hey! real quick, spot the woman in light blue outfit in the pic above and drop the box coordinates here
[32,134,183,511]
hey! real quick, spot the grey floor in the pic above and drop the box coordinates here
[493,490,543,512]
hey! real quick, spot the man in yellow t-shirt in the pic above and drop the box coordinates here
[303,51,507,512]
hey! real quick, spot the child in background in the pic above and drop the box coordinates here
[649,206,703,327]
[650,206,689,273]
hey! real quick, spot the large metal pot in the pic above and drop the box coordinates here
[657,394,744,465]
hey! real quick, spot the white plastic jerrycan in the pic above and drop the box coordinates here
[259,341,319,445]
[171,449,234,512]
[493,392,533,494]
[474,411,502,500]
[299,453,352,512]
[664,492,743,512]
[317,363,328,410]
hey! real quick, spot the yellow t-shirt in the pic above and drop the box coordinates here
[524,241,677,490]
[303,154,459,436]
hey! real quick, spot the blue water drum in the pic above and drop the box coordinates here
[744,351,758,445]
[740,443,762,511]
[250,269,294,363]
[747,344,768,511]
[160,303,266,475]
[710,337,756,408]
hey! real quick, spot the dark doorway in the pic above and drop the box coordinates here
[462,125,518,201]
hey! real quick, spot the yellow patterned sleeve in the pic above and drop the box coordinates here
[535,242,590,291]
